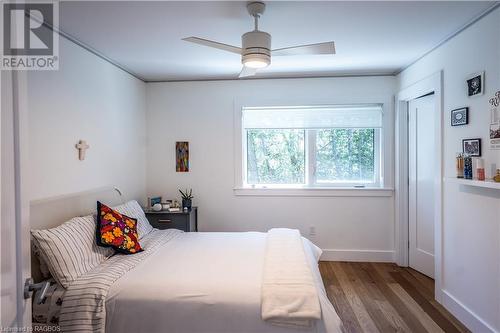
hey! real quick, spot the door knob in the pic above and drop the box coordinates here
[24,278,50,304]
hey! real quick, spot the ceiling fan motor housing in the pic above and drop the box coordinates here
[241,30,271,67]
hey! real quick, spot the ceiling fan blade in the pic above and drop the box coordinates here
[238,66,257,78]
[182,37,242,55]
[272,42,335,56]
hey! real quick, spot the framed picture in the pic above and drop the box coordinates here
[176,141,189,172]
[149,196,162,208]
[466,71,484,97]
[491,123,500,139]
[462,138,481,157]
[451,107,468,126]
[490,123,500,150]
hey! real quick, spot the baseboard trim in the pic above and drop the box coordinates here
[442,290,498,333]
[320,249,395,262]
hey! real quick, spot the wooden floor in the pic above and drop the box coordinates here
[319,262,470,333]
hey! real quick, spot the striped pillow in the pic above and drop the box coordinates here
[112,200,154,239]
[31,215,113,288]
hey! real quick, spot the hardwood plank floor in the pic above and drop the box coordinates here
[319,262,470,333]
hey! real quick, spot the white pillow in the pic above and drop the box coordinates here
[112,200,154,239]
[31,215,113,288]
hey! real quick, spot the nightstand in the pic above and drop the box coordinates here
[144,207,197,232]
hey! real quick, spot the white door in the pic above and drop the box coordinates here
[1,69,32,328]
[1,8,32,328]
[408,94,435,278]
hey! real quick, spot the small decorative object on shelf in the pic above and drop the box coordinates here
[148,196,162,209]
[456,153,464,178]
[152,203,163,212]
[476,158,485,181]
[494,169,500,183]
[179,189,193,211]
[463,156,473,180]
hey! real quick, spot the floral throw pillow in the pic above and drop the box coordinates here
[96,201,143,254]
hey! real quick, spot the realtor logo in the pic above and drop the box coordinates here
[1,1,59,70]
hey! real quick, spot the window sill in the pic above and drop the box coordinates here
[233,187,394,197]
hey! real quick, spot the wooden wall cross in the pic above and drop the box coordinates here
[75,140,89,160]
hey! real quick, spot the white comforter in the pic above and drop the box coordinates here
[105,231,343,333]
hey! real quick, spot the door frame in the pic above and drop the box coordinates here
[395,71,443,303]
[1,69,31,327]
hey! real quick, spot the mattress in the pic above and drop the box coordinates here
[105,231,343,333]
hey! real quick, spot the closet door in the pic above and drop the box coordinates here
[408,94,435,278]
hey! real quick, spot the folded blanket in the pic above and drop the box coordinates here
[261,228,322,328]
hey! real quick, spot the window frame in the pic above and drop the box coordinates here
[242,127,381,188]
[233,97,393,196]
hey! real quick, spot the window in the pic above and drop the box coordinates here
[242,104,383,188]
[246,129,305,184]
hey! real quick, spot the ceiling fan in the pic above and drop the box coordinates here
[182,1,336,78]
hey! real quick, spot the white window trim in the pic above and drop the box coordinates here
[233,96,394,197]
[233,187,394,197]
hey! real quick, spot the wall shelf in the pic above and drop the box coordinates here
[446,177,500,190]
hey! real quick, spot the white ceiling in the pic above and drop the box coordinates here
[59,1,496,81]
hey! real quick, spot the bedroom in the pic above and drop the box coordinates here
[1,1,499,332]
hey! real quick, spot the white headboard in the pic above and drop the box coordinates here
[30,186,124,281]
[30,186,124,230]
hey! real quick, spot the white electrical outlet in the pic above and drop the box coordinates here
[309,226,316,237]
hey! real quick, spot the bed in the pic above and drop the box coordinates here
[30,187,343,333]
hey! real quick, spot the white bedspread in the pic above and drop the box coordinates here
[105,231,343,333]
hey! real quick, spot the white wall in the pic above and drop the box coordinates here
[398,8,500,332]
[146,76,397,260]
[27,32,147,204]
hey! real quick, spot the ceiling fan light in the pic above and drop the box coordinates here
[242,52,270,69]
[241,30,271,69]
[243,58,269,69]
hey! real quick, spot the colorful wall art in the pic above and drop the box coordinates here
[176,141,189,172]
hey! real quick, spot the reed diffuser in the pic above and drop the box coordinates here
[475,158,485,181]
[456,153,464,178]
[464,155,473,180]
